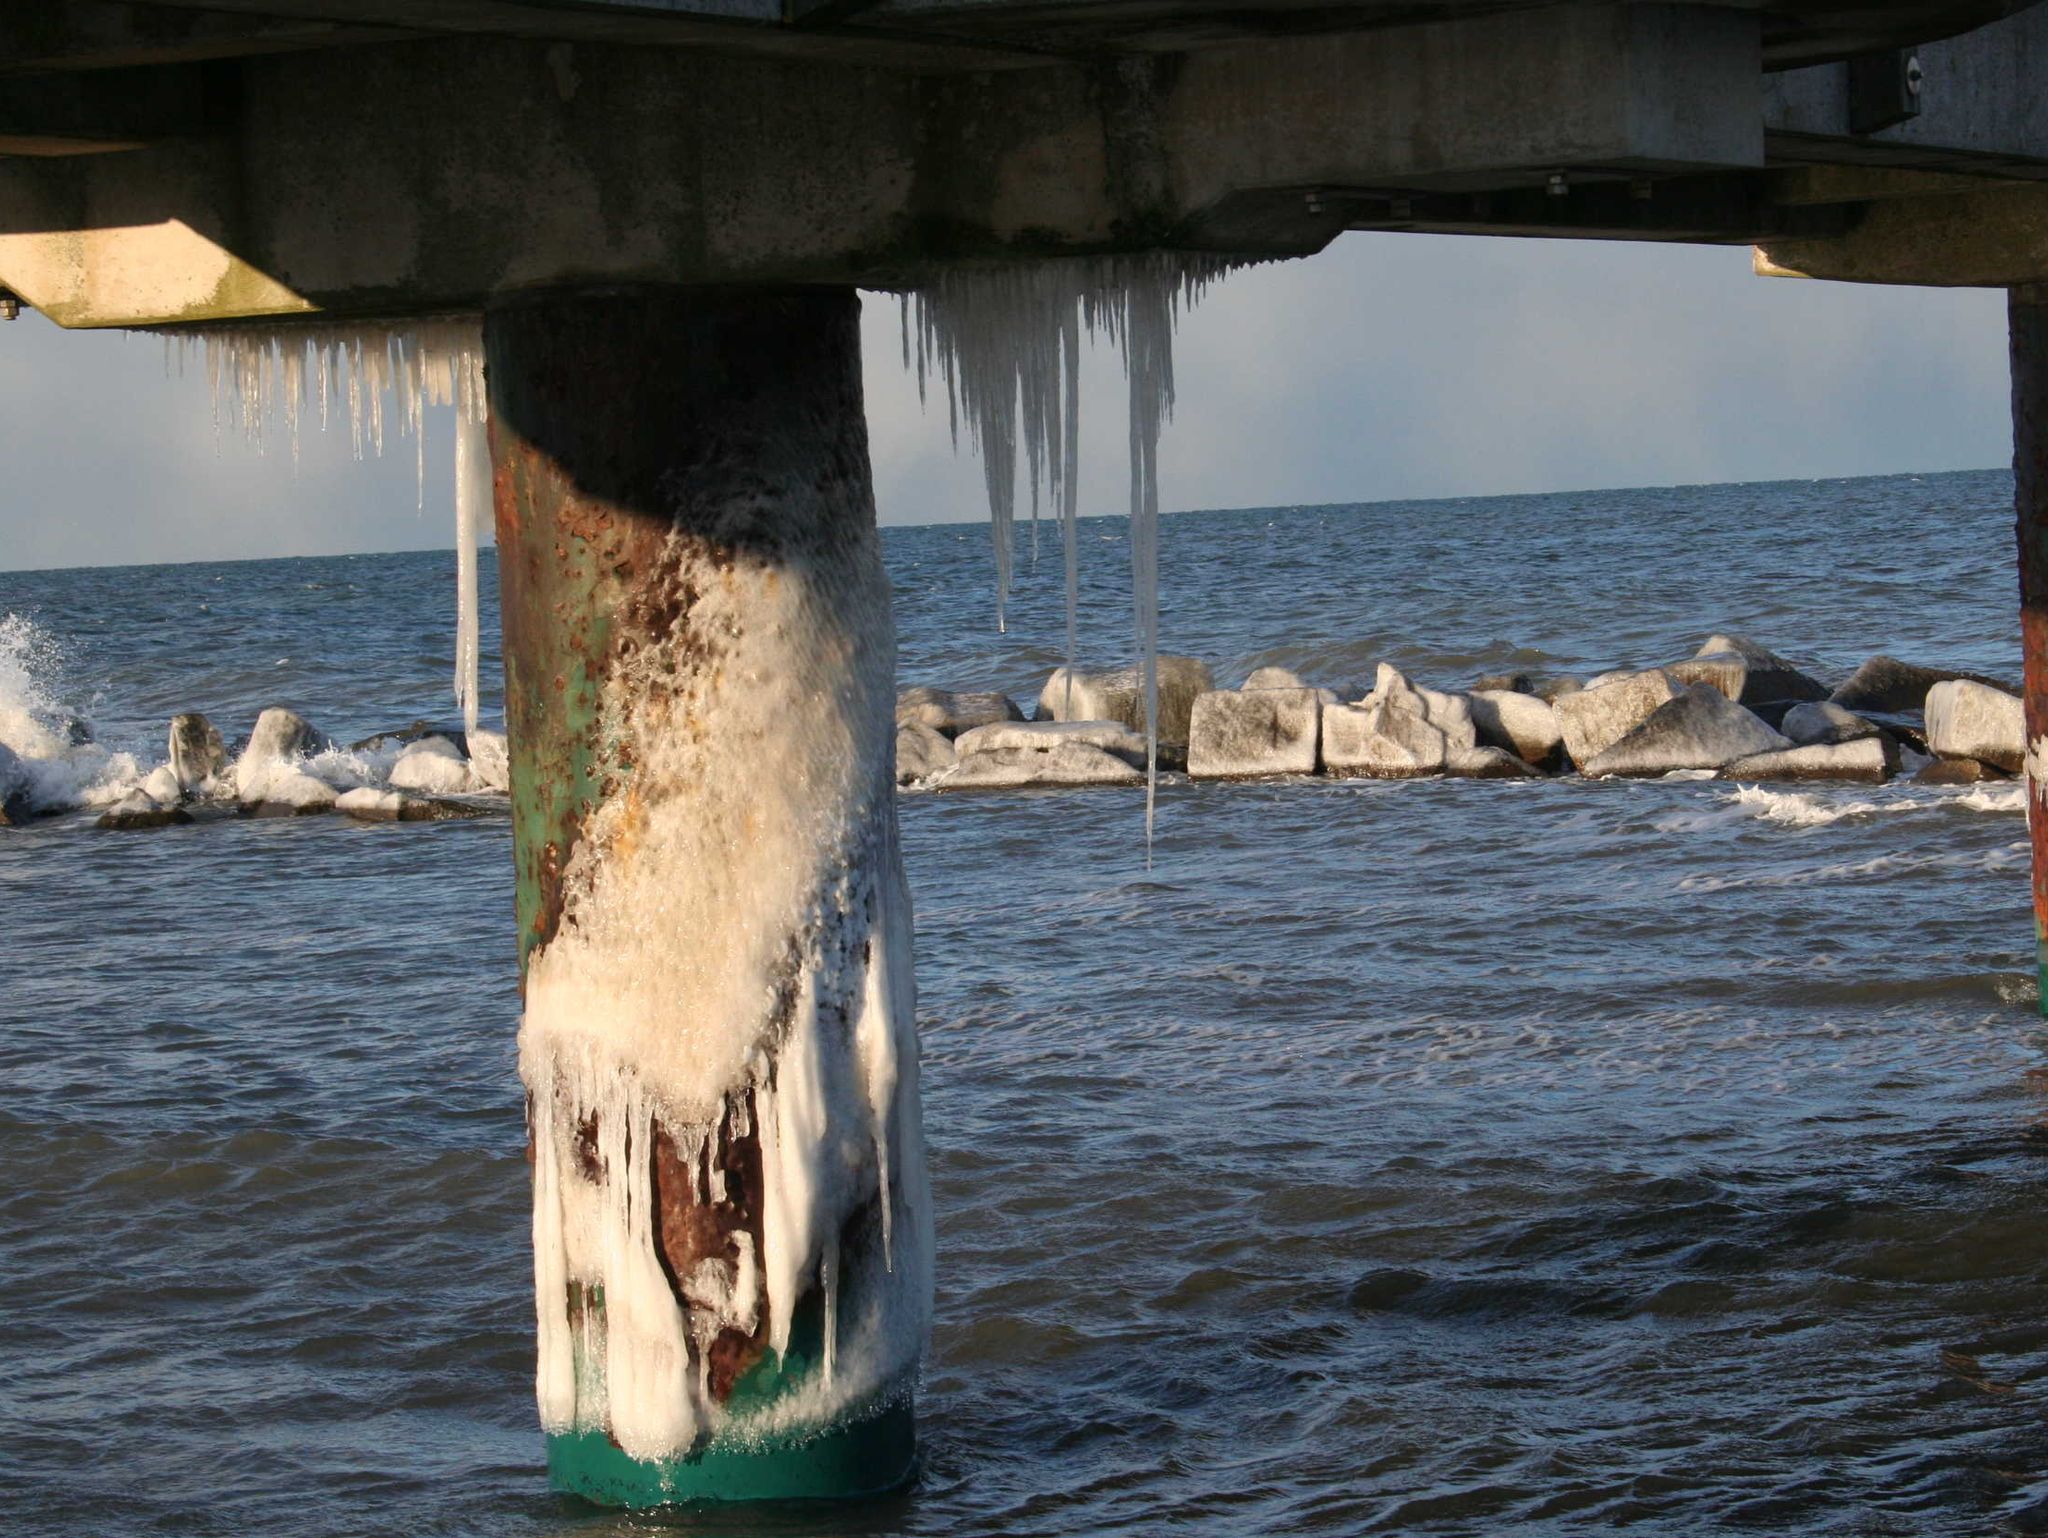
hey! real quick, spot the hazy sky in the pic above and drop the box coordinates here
[0,232,2013,573]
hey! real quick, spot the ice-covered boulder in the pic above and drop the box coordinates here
[1363,664,1477,750]
[1552,668,1683,768]
[895,722,957,785]
[1472,670,1536,695]
[1447,746,1543,779]
[1037,657,1215,746]
[168,713,227,792]
[336,787,493,822]
[388,736,474,795]
[244,706,321,763]
[1720,737,1897,784]
[895,687,1024,737]
[1915,757,2010,785]
[96,789,193,830]
[238,764,338,817]
[1322,665,1478,778]
[1829,655,2018,714]
[1469,690,1564,772]
[1780,700,1881,747]
[940,740,1143,790]
[955,719,1148,765]
[1322,697,1447,778]
[1665,635,1826,707]
[140,764,184,805]
[233,707,323,799]
[1187,688,1321,779]
[1241,666,1306,691]
[1925,679,2025,773]
[1474,671,1581,702]
[0,739,27,824]
[467,729,510,794]
[1581,684,1791,777]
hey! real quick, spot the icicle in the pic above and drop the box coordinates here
[453,409,486,740]
[820,1240,839,1389]
[188,318,490,735]
[1060,311,1081,722]
[906,255,1232,840]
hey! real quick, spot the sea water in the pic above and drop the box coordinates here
[3,468,2047,1534]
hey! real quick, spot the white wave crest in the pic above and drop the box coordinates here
[1723,785,1909,828]
[1956,781,2027,814]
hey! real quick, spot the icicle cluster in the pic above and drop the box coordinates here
[170,320,489,735]
[905,254,1231,835]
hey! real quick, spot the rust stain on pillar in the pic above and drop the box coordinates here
[2010,284,2048,1009]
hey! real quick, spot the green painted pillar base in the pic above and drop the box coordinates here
[546,1400,917,1507]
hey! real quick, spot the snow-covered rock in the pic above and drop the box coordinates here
[939,741,1143,790]
[1666,635,1826,706]
[955,719,1147,764]
[1187,688,1321,779]
[1469,689,1564,772]
[895,722,957,785]
[1925,679,2025,772]
[1552,668,1683,768]
[467,729,510,793]
[1581,684,1791,777]
[1829,655,2018,714]
[238,764,338,817]
[1719,737,1896,784]
[168,712,226,792]
[895,687,1024,737]
[1780,700,1881,747]
[140,764,184,804]
[96,789,192,830]
[336,786,492,822]
[388,736,475,795]
[1037,656,1215,746]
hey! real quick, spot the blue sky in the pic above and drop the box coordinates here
[0,232,2012,572]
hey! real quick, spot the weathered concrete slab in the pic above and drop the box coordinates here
[1552,668,1683,769]
[1187,687,1320,779]
[1581,683,1790,777]
[1925,678,2025,771]
[1719,737,1896,783]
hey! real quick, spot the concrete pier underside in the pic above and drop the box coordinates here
[16,0,2048,1507]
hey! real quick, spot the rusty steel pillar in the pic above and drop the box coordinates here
[2013,285,2048,1013]
[487,287,930,1504]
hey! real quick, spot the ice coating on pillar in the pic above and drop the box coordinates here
[905,256,1227,826]
[490,290,932,1462]
[175,320,489,735]
[519,534,931,1457]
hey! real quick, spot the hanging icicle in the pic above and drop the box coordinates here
[173,319,490,734]
[906,254,1230,835]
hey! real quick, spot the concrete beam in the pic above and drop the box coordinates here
[0,6,1771,325]
[1765,2,2048,179]
[0,1,410,75]
[1756,181,2048,285]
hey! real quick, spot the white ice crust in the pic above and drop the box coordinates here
[519,530,931,1460]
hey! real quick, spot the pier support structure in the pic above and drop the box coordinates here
[487,286,930,1503]
[2013,287,2048,1012]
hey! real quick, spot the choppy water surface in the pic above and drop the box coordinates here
[5,470,2048,1535]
